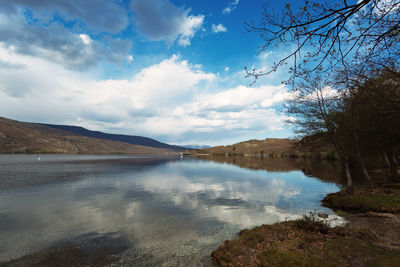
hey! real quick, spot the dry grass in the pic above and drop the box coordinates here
[212,219,400,266]
[212,184,400,266]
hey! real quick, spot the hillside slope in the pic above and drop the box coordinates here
[0,117,180,155]
[40,123,184,151]
[195,138,298,156]
[194,135,336,159]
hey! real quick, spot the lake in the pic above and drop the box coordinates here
[0,155,344,266]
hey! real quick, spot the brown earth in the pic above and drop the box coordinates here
[0,117,178,155]
[345,212,400,250]
[322,186,400,251]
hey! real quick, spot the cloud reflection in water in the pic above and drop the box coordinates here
[0,155,344,265]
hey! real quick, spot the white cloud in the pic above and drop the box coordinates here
[131,0,204,46]
[0,45,290,145]
[178,15,204,46]
[301,86,340,102]
[194,85,290,111]
[212,24,227,33]
[358,0,399,15]
[224,67,229,72]
[79,34,92,45]
[87,55,216,111]
[0,12,132,70]
[0,0,129,34]
[222,0,239,14]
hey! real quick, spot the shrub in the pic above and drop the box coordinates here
[294,211,330,234]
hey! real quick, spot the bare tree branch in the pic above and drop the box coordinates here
[246,0,400,87]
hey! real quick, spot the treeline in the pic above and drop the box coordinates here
[288,69,400,192]
[246,0,400,193]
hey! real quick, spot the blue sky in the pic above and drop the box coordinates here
[0,0,295,146]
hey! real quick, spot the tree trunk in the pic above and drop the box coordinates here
[388,151,400,182]
[382,151,400,183]
[382,150,392,177]
[344,155,354,194]
[355,143,374,188]
[353,134,373,188]
[329,134,354,194]
[392,149,399,166]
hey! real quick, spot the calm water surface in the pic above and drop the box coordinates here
[0,155,344,266]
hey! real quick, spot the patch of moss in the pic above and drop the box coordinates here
[261,247,319,267]
[219,254,232,263]
[239,226,266,243]
[322,186,400,213]
[323,237,400,266]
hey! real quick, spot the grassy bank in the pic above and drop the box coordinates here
[322,184,400,213]
[211,184,400,266]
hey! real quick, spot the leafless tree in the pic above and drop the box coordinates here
[246,0,400,86]
[287,74,355,193]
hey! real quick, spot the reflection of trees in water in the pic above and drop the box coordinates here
[297,159,344,185]
[198,156,344,185]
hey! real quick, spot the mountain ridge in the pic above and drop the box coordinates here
[39,123,184,151]
[0,117,184,154]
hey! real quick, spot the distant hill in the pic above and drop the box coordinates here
[0,117,183,154]
[193,135,336,159]
[40,123,184,151]
[195,138,298,156]
[181,144,211,149]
